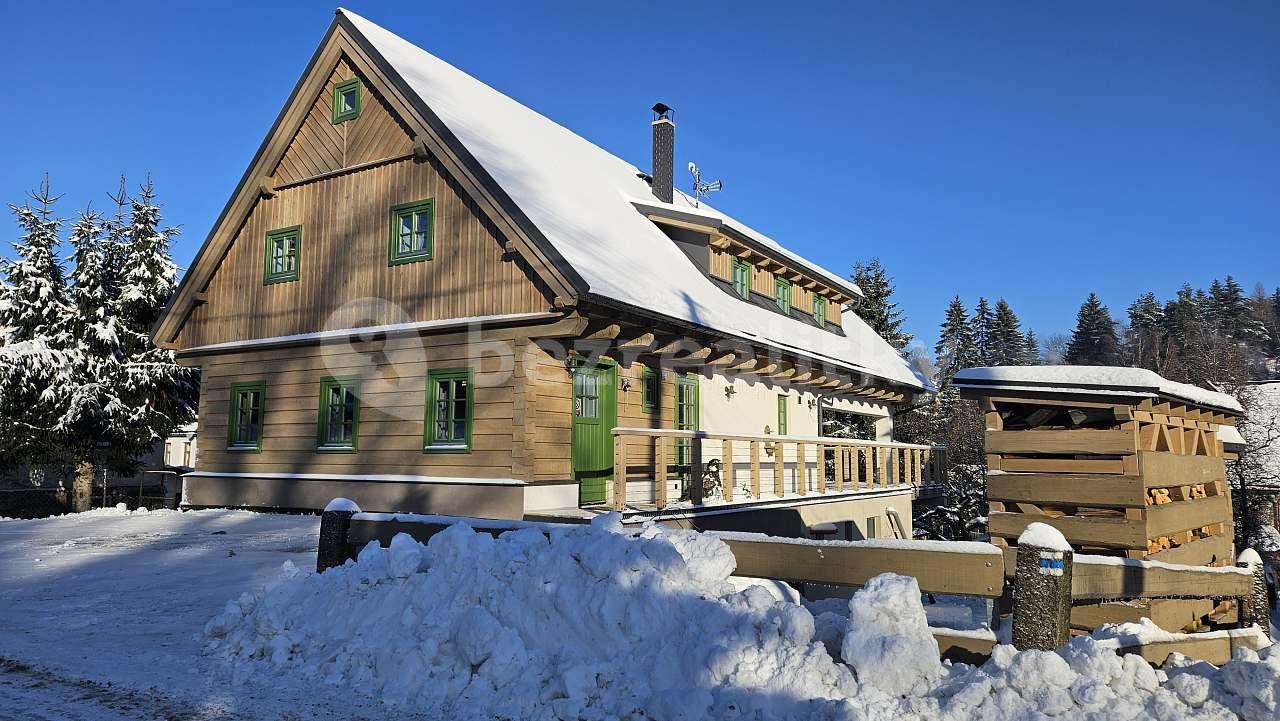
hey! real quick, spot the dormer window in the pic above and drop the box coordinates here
[731,259,752,299]
[774,278,791,313]
[813,295,827,325]
[332,78,362,124]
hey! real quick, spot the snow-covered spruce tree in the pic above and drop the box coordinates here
[0,181,77,470]
[1023,330,1042,365]
[2,178,196,510]
[0,180,70,343]
[989,299,1027,366]
[1272,288,1280,362]
[934,296,978,384]
[1064,293,1120,365]
[60,209,128,508]
[1212,276,1270,348]
[850,258,912,351]
[972,297,994,366]
[110,179,198,472]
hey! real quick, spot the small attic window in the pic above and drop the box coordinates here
[332,79,362,124]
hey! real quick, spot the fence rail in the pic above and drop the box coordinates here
[610,427,946,511]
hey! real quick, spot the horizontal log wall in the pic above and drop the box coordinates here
[195,327,524,479]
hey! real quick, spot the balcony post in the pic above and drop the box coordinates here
[613,433,628,511]
[655,434,669,508]
[773,441,785,497]
[815,443,827,493]
[835,446,846,492]
[749,440,761,499]
[722,438,734,502]
[796,442,807,495]
[690,434,704,505]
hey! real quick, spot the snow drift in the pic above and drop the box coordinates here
[205,515,1279,720]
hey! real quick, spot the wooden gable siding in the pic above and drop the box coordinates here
[178,152,554,348]
[272,58,414,186]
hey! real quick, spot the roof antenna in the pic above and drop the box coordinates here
[687,162,723,207]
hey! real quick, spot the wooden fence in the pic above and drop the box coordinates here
[315,504,1271,665]
[610,427,946,511]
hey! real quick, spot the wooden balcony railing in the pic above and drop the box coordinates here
[609,427,946,511]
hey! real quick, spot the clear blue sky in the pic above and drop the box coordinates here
[4,1,1277,354]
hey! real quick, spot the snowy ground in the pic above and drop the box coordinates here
[2,508,1277,721]
[0,506,434,720]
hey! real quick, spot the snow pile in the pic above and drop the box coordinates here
[203,514,859,719]
[205,515,1280,720]
[841,574,942,695]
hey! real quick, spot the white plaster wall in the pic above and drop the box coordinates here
[698,371,890,440]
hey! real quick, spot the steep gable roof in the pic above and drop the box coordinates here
[339,10,927,391]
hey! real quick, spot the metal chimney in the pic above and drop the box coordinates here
[651,103,674,203]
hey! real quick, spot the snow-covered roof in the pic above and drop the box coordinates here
[339,10,926,392]
[951,366,1243,414]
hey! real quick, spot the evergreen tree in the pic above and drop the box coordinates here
[850,258,912,351]
[68,209,120,359]
[1161,284,1198,348]
[1213,275,1269,347]
[0,180,70,343]
[117,178,179,354]
[972,297,994,366]
[1065,293,1120,365]
[0,177,198,506]
[934,296,978,383]
[1023,330,1041,365]
[1271,288,1280,358]
[1124,291,1174,374]
[989,299,1027,365]
[111,179,197,465]
[0,181,76,466]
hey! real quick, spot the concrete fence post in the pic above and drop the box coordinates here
[1011,522,1074,652]
[317,498,361,573]
[1237,548,1272,640]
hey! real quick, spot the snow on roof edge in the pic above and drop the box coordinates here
[953,366,1242,414]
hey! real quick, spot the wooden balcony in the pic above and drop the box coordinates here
[609,427,946,512]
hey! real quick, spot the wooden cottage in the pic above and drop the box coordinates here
[152,9,939,538]
[953,366,1245,631]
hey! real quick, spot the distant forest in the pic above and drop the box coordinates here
[848,258,1279,542]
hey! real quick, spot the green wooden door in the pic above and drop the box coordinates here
[572,361,617,504]
[674,373,700,478]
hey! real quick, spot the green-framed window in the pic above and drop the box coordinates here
[263,226,301,284]
[227,382,266,451]
[777,395,789,436]
[813,295,827,325]
[641,366,660,414]
[332,78,362,124]
[317,376,360,451]
[425,368,473,452]
[774,278,792,313]
[731,259,752,299]
[388,199,434,265]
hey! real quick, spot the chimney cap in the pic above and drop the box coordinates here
[652,102,673,121]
